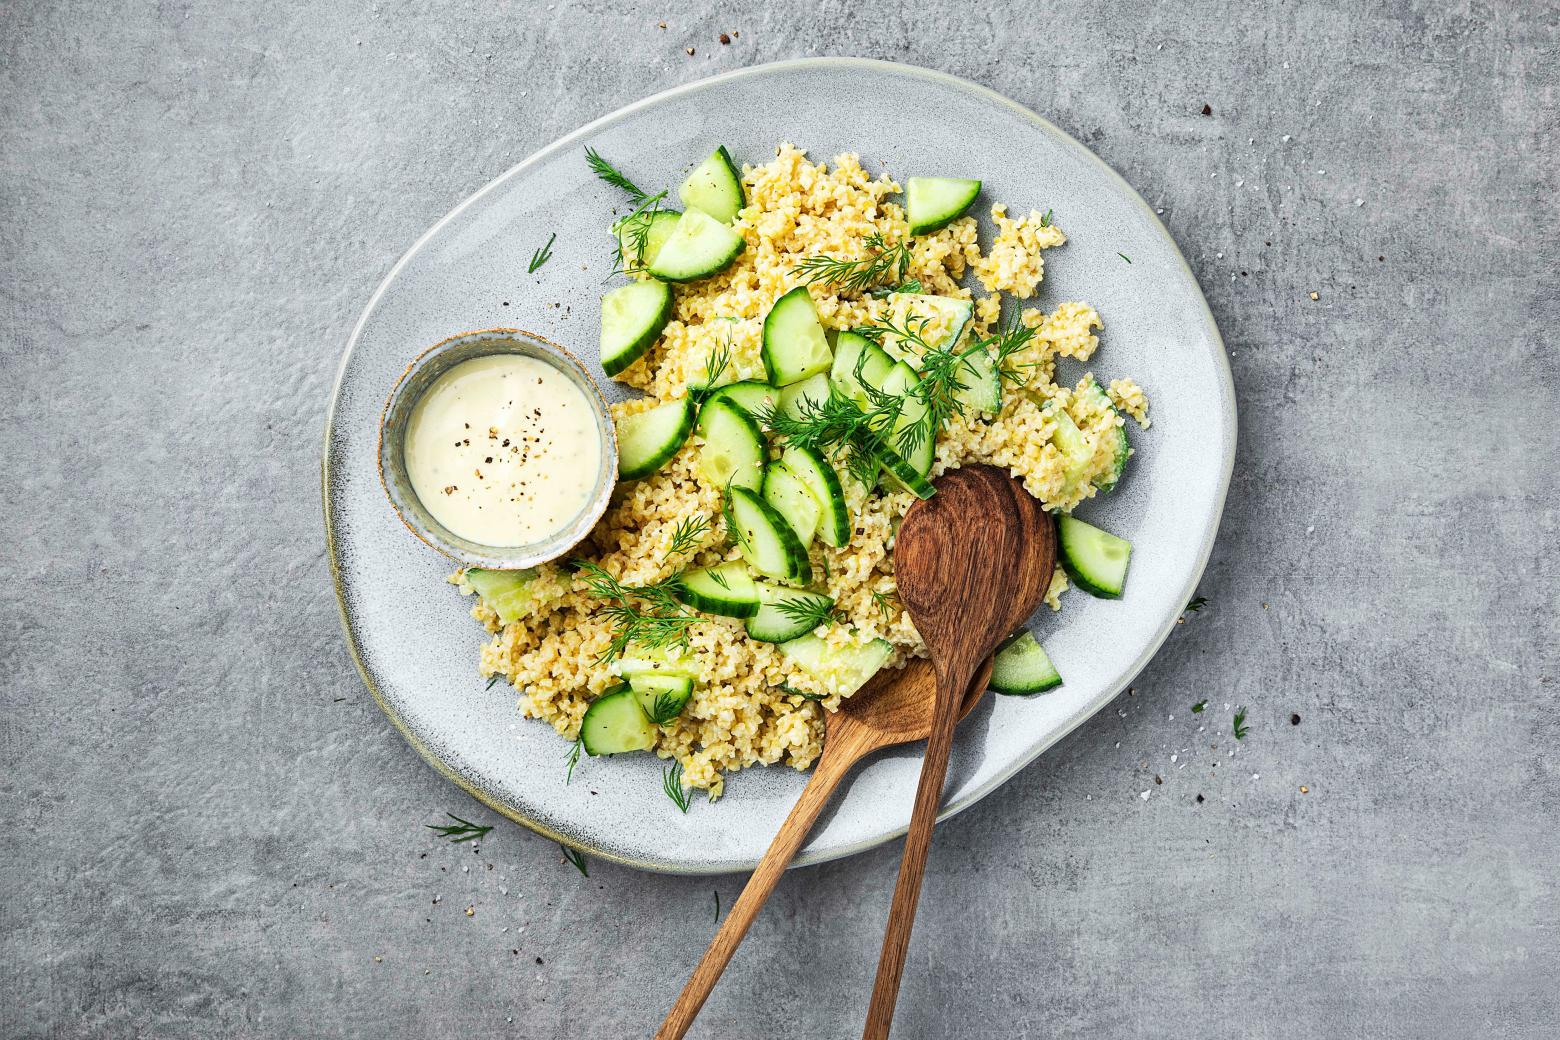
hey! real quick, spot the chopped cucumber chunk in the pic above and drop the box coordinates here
[990,631,1063,695]
[1045,402,1096,492]
[763,459,821,547]
[906,176,981,236]
[580,686,657,756]
[1079,377,1131,493]
[1057,514,1132,599]
[777,372,832,421]
[829,331,896,409]
[703,379,777,419]
[464,567,539,625]
[600,280,673,377]
[609,645,698,682]
[696,398,765,491]
[762,287,833,386]
[952,345,1002,415]
[678,145,746,224]
[675,561,759,619]
[728,485,811,583]
[746,583,835,643]
[616,398,695,480]
[629,672,695,724]
[778,633,894,697]
[781,444,849,547]
[612,209,682,271]
[880,294,974,364]
[647,209,745,282]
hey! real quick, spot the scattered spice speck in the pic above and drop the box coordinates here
[685,46,695,55]
[1291,713,1301,726]
[719,32,730,44]
[1309,291,1320,301]
[1201,103,1212,116]
[1300,785,1310,794]
[464,905,475,917]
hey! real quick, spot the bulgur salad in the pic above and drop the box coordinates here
[456,143,1149,798]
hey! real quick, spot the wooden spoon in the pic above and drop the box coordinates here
[653,660,988,1040]
[861,465,1056,1040]
[656,481,1049,1040]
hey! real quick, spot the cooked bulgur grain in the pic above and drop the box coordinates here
[460,145,1148,796]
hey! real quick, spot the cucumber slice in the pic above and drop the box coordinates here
[610,645,698,682]
[728,485,811,583]
[600,280,673,377]
[1045,402,1096,492]
[647,209,745,282]
[675,561,759,619]
[612,209,682,271]
[703,379,777,419]
[953,345,1002,415]
[745,583,835,643]
[629,672,695,724]
[616,398,695,480]
[678,145,746,224]
[580,686,657,755]
[1079,377,1131,493]
[695,398,765,491]
[880,293,974,364]
[1057,514,1132,598]
[763,460,821,547]
[829,331,896,409]
[464,567,540,625]
[874,362,936,487]
[781,445,849,547]
[777,372,832,421]
[906,176,981,236]
[762,287,833,386]
[778,633,894,696]
[989,631,1063,695]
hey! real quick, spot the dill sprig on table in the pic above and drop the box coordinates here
[1233,707,1249,741]
[563,734,585,784]
[662,761,693,814]
[560,843,589,877]
[584,146,649,204]
[574,561,697,662]
[793,233,913,296]
[528,232,556,273]
[426,814,493,844]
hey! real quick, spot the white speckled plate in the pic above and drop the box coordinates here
[323,58,1234,874]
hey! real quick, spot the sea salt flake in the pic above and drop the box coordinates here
[1140,790,1152,801]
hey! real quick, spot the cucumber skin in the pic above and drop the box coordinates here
[617,398,695,480]
[696,398,766,491]
[703,380,777,419]
[580,686,657,756]
[600,281,673,377]
[1057,515,1131,599]
[989,632,1063,695]
[729,486,813,584]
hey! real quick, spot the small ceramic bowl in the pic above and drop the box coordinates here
[378,328,617,570]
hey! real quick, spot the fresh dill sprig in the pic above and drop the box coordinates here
[870,589,897,624]
[971,313,1039,387]
[563,734,585,784]
[662,761,693,813]
[663,516,711,561]
[644,690,684,725]
[528,232,556,273]
[1191,698,1209,713]
[776,682,823,701]
[757,388,883,489]
[857,315,971,457]
[560,843,589,877]
[793,233,913,295]
[574,560,697,662]
[693,336,733,402]
[611,190,669,275]
[1233,707,1249,740]
[585,146,649,203]
[713,889,721,924]
[1185,595,1208,613]
[426,813,493,844]
[1118,252,1133,264]
[486,675,502,691]
[708,568,731,590]
[775,594,837,631]
[1040,208,1053,228]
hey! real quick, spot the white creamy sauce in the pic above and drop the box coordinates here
[404,354,601,547]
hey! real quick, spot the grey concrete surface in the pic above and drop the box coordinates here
[2,1,1557,1037]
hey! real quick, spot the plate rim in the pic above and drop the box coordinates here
[322,56,1236,875]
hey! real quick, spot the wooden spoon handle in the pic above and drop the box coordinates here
[655,729,870,1040]
[860,656,978,1040]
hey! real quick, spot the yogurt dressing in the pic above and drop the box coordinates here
[404,354,602,548]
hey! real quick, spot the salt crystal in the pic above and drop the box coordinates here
[1282,134,1291,142]
[1171,754,1179,763]
[1140,790,1152,801]
[1354,198,1364,206]
[1306,525,1315,534]
[1252,773,1261,780]
[1235,179,1244,187]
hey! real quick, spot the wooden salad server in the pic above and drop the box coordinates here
[861,464,1055,1039]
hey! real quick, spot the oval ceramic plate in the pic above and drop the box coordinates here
[324,58,1234,874]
